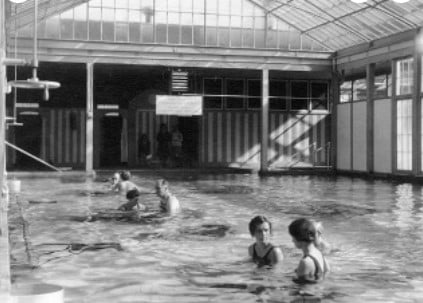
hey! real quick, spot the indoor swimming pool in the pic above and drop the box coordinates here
[8,173,423,303]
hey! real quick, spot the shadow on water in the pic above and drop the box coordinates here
[281,201,377,218]
[195,185,255,195]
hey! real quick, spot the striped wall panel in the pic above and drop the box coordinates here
[203,111,261,165]
[135,110,161,162]
[203,111,330,167]
[8,109,86,168]
[134,109,330,167]
[44,109,86,167]
[268,113,330,167]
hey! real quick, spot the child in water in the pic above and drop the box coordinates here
[118,189,146,211]
[155,179,180,215]
[248,215,284,267]
[288,218,330,283]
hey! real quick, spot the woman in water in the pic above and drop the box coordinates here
[110,170,138,195]
[288,218,330,283]
[248,215,283,267]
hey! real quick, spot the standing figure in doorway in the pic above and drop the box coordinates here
[171,125,183,167]
[156,123,171,168]
[138,133,151,167]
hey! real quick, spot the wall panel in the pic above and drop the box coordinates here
[336,104,351,170]
[374,99,392,173]
[352,102,367,171]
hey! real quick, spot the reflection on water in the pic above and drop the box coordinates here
[8,174,423,302]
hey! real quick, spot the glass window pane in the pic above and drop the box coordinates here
[248,80,261,109]
[291,81,308,110]
[270,98,287,110]
[181,1,192,11]
[204,78,222,94]
[168,0,179,11]
[231,0,242,15]
[396,57,414,95]
[116,9,128,22]
[204,97,223,109]
[156,0,167,11]
[374,74,388,99]
[353,78,367,101]
[311,82,328,110]
[397,98,412,170]
[102,0,115,8]
[206,0,217,14]
[193,0,204,13]
[227,79,244,95]
[116,0,128,9]
[204,78,222,109]
[340,81,352,103]
[226,97,244,109]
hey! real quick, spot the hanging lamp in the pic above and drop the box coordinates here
[8,0,60,101]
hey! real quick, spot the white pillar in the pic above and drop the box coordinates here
[86,62,94,173]
[260,69,269,172]
[0,0,12,301]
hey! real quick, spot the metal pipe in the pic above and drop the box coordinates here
[5,141,62,172]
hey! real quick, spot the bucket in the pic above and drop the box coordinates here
[11,283,63,303]
[8,179,21,194]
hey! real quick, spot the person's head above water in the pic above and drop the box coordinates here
[119,170,131,181]
[155,179,169,197]
[249,215,273,237]
[288,218,321,244]
[126,188,140,200]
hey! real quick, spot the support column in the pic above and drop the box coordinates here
[0,0,12,301]
[413,30,422,175]
[260,68,269,173]
[331,59,340,169]
[366,63,375,173]
[86,62,94,173]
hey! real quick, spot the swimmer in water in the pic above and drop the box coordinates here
[248,215,284,267]
[110,170,138,195]
[118,188,147,211]
[155,179,180,215]
[288,218,330,283]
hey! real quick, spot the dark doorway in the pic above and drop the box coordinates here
[100,114,123,167]
[14,114,43,169]
[178,117,200,168]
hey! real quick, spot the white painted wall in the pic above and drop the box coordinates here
[352,102,367,171]
[336,104,351,170]
[374,99,392,173]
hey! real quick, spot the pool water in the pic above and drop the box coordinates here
[8,173,423,303]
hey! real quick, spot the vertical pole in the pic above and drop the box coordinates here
[0,0,11,301]
[86,62,94,173]
[391,59,397,173]
[366,63,375,173]
[260,68,269,173]
[331,58,339,169]
[413,30,422,175]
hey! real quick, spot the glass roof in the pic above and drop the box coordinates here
[6,0,423,52]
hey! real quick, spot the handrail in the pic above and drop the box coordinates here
[290,141,332,167]
[5,141,63,172]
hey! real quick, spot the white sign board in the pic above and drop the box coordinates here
[156,95,203,116]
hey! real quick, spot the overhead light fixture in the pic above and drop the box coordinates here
[8,0,29,3]
[392,0,410,3]
[350,0,367,3]
[7,0,60,101]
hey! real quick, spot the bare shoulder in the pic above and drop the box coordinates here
[272,246,284,261]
